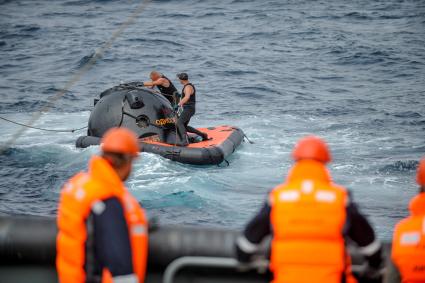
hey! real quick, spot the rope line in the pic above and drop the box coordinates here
[0,116,88,133]
[243,133,255,144]
[0,0,150,153]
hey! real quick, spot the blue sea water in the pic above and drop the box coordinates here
[0,0,424,240]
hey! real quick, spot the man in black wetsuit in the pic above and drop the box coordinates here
[142,71,179,106]
[175,72,208,146]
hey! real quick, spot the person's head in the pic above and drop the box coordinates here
[100,127,140,181]
[417,158,425,193]
[150,71,161,81]
[292,136,331,164]
[177,72,189,84]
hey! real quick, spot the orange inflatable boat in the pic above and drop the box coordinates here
[140,125,244,165]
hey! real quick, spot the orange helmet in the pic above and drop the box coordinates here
[292,136,331,163]
[101,127,140,156]
[417,158,425,186]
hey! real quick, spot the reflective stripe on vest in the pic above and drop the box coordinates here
[392,194,425,283]
[269,160,357,283]
[56,156,148,283]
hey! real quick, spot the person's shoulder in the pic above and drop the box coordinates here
[184,84,194,92]
[91,197,123,216]
[394,215,414,230]
[157,77,167,84]
[267,186,283,206]
[330,182,349,192]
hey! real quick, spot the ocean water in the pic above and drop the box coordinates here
[0,0,424,240]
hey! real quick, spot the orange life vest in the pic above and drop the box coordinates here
[391,193,425,283]
[269,160,357,283]
[56,156,148,283]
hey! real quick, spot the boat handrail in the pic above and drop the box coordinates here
[162,256,269,283]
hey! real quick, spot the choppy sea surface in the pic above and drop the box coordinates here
[0,0,424,240]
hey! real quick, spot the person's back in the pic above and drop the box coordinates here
[389,158,425,283]
[56,128,148,283]
[236,136,383,283]
[142,71,178,106]
[269,159,354,283]
[156,74,178,105]
[181,82,196,109]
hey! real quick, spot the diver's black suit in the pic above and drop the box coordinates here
[175,83,207,146]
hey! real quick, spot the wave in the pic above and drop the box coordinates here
[0,145,69,217]
[379,160,419,174]
[219,110,254,116]
[0,100,52,113]
[327,88,351,94]
[219,70,258,76]
[126,38,185,47]
[62,0,117,6]
[335,52,388,66]
[314,107,357,117]
[237,30,281,40]
[75,51,101,69]
[312,75,345,81]
[326,48,346,55]
[0,32,35,40]
[15,25,41,33]
[400,120,425,126]
[377,14,415,20]
[343,12,372,20]
[43,87,78,101]
[162,13,191,19]
[197,12,226,17]
[0,0,14,4]
[0,25,41,41]
[41,12,74,17]
[393,111,422,118]
[143,190,206,210]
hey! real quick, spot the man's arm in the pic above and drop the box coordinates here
[236,200,271,262]
[178,85,193,107]
[143,78,168,88]
[91,198,138,283]
[345,199,383,269]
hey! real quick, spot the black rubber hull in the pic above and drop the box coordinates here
[0,216,390,283]
[76,127,244,165]
[141,127,244,165]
